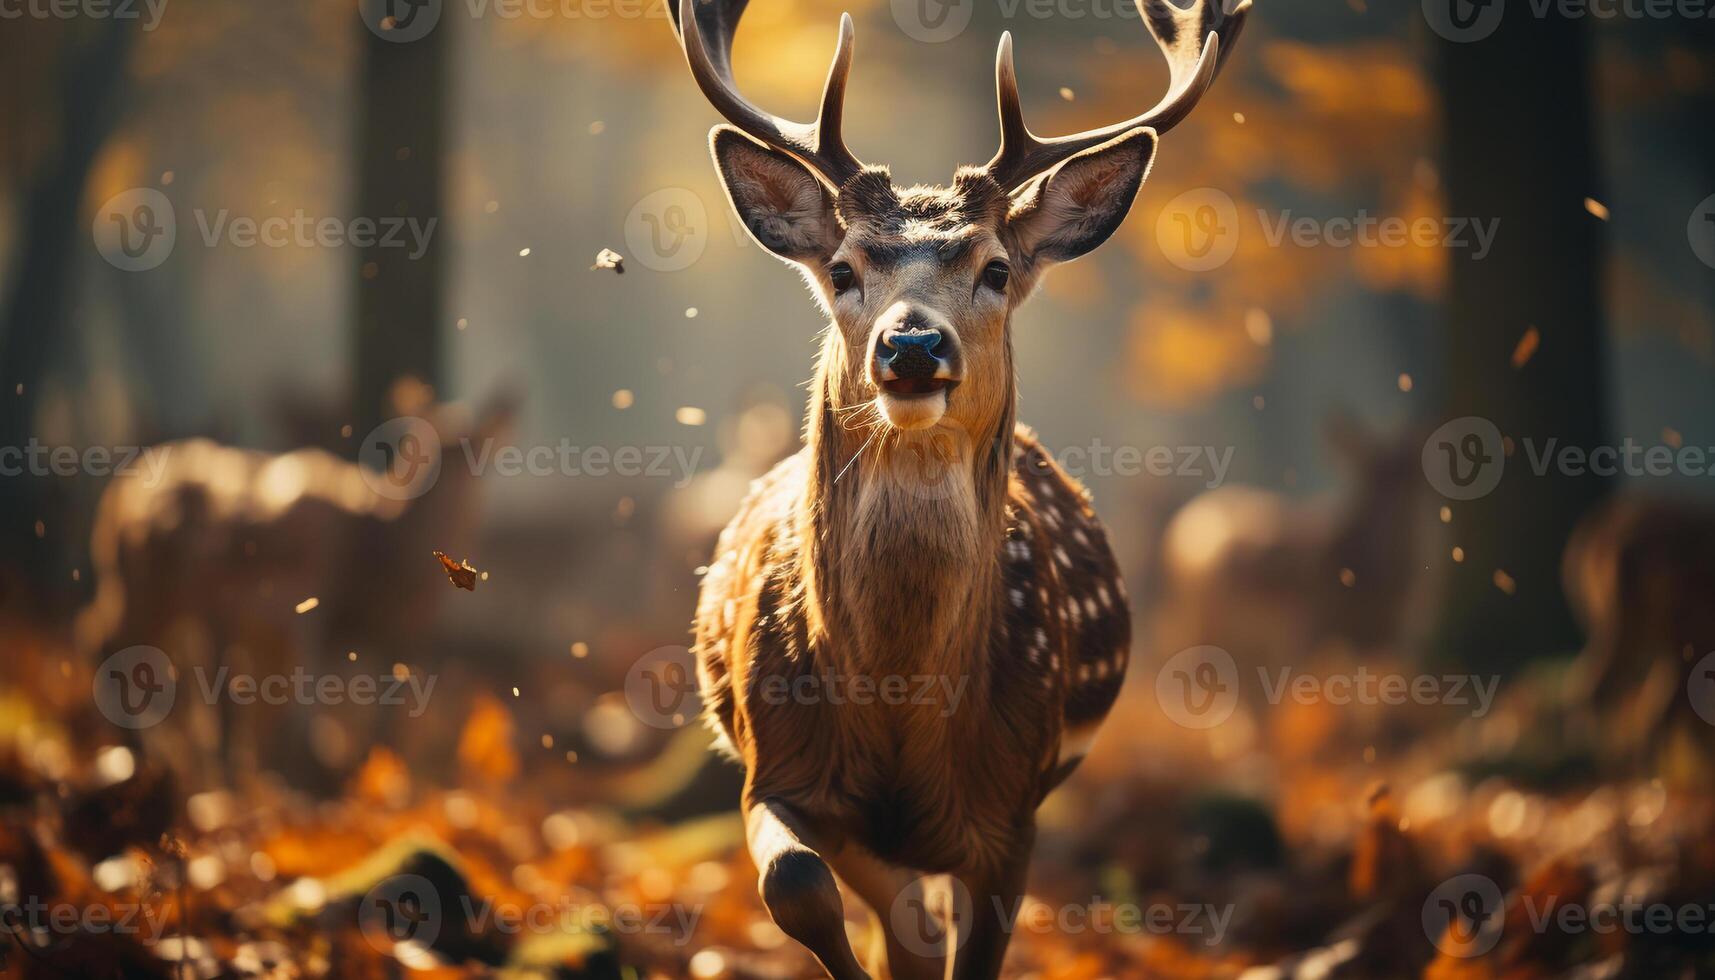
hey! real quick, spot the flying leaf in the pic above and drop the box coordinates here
[433,551,480,591]
[591,248,625,274]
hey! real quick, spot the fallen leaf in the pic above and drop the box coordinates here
[591,248,625,274]
[433,551,480,591]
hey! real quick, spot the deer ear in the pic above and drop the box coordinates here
[710,125,842,264]
[1005,127,1156,267]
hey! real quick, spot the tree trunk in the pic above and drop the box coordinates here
[1433,11,1610,667]
[0,20,136,600]
[351,8,449,435]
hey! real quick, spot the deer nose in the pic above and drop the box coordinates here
[877,329,945,380]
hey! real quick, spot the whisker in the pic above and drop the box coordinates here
[833,427,879,485]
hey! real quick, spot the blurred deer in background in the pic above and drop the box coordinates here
[1563,494,1715,766]
[77,379,515,790]
[669,0,1248,975]
[1159,415,1430,677]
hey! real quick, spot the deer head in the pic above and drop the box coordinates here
[670,0,1249,441]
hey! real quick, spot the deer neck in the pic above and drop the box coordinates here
[796,332,1016,678]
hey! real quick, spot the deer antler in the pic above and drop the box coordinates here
[985,0,1251,192]
[669,0,865,189]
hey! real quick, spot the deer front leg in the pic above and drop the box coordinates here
[828,848,948,980]
[746,798,871,980]
[951,830,1033,980]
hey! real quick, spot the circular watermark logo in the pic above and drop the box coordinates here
[358,416,443,501]
[359,0,442,42]
[1423,0,1505,43]
[624,188,708,272]
[359,874,443,954]
[93,645,177,729]
[93,188,176,272]
[1423,873,1504,958]
[890,0,972,43]
[1421,416,1504,501]
[1688,650,1715,727]
[1154,645,1238,729]
[888,874,973,958]
[1688,193,1715,271]
[624,645,702,729]
[1156,187,1239,272]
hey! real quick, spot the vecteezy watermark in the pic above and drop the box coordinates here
[0,897,179,950]
[92,646,436,729]
[191,210,436,259]
[1422,0,1507,42]
[1423,417,1715,501]
[757,672,970,718]
[1421,416,1505,501]
[1424,872,1715,958]
[1689,651,1715,727]
[358,875,700,956]
[0,0,168,29]
[94,188,437,272]
[1429,0,1715,43]
[885,877,1233,957]
[625,188,709,272]
[1008,898,1234,946]
[890,0,1249,42]
[624,645,702,729]
[891,0,973,42]
[1154,646,1500,729]
[1690,193,1715,271]
[359,416,445,501]
[1423,874,1505,957]
[1155,188,1500,272]
[93,189,176,272]
[360,0,669,41]
[1257,210,1499,258]
[460,440,702,489]
[359,0,442,41]
[869,418,1237,503]
[0,442,171,485]
[1051,440,1233,489]
[1156,188,1241,273]
[357,417,707,502]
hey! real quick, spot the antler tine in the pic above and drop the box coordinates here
[671,0,864,189]
[985,0,1251,192]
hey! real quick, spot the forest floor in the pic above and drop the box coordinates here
[3,615,1714,979]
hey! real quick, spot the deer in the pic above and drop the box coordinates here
[75,379,515,792]
[1562,494,1715,768]
[668,0,1250,976]
[1157,415,1430,684]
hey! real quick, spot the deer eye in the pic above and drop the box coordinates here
[981,260,1011,294]
[828,261,857,294]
